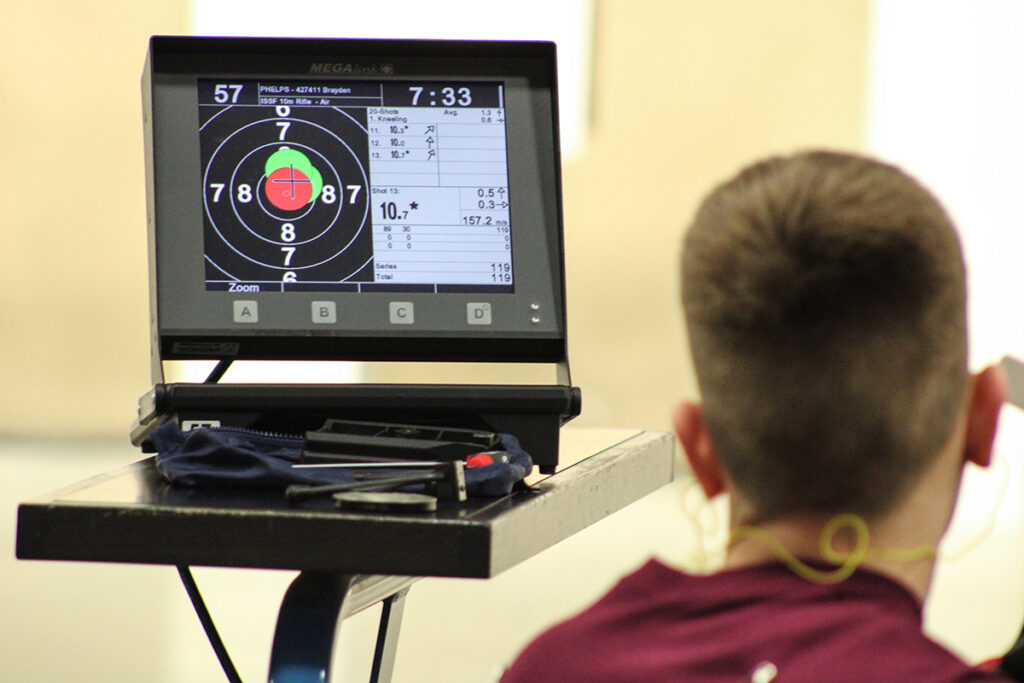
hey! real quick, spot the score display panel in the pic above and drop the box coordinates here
[199,79,513,293]
[143,36,567,364]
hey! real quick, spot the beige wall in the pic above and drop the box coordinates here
[0,0,869,437]
[1,2,188,436]
[562,0,870,429]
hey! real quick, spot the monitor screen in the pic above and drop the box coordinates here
[143,37,566,364]
[199,78,513,294]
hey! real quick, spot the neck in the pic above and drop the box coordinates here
[724,513,939,603]
[722,435,968,603]
[719,410,975,603]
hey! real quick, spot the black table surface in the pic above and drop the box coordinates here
[16,428,674,578]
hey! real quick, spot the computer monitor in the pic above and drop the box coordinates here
[142,36,567,372]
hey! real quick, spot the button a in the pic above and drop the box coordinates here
[233,300,258,323]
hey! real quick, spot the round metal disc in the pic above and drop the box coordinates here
[333,491,437,513]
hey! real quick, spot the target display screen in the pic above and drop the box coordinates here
[199,79,513,293]
[143,36,566,364]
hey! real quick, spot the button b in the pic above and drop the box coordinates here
[312,301,337,324]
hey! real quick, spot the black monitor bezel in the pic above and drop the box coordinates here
[142,36,568,365]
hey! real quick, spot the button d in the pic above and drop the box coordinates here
[467,303,492,325]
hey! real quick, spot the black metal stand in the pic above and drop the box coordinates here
[268,573,416,683]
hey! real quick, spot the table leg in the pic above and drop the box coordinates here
[269,571,355,683]
[268,572,416,683]
[370,588,409,683]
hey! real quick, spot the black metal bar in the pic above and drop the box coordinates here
[204,359,233,384]
[177,565,243,683]
[370,588,409,683]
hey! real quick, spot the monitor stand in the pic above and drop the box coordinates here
[131,359,580,472]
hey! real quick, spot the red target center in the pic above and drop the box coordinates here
[265,166,313,211]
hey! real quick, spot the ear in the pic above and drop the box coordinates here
[963,364,1007,468]
[673,401,727,499]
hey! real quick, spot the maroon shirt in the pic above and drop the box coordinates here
[501,559,1012,682]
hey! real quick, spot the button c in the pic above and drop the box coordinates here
[390,302,414,324]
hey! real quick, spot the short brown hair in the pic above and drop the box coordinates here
[682,150,967,520]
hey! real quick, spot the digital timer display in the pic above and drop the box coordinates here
[198,78,513,293]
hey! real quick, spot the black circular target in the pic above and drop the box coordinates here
[200,105,373,289]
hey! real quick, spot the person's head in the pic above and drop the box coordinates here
[676,150,996,524]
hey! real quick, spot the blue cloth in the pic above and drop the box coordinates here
[151,421,532,497]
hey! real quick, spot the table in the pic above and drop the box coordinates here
[16,428,674,682]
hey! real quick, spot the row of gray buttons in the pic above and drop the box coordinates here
[232,300,493,325]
